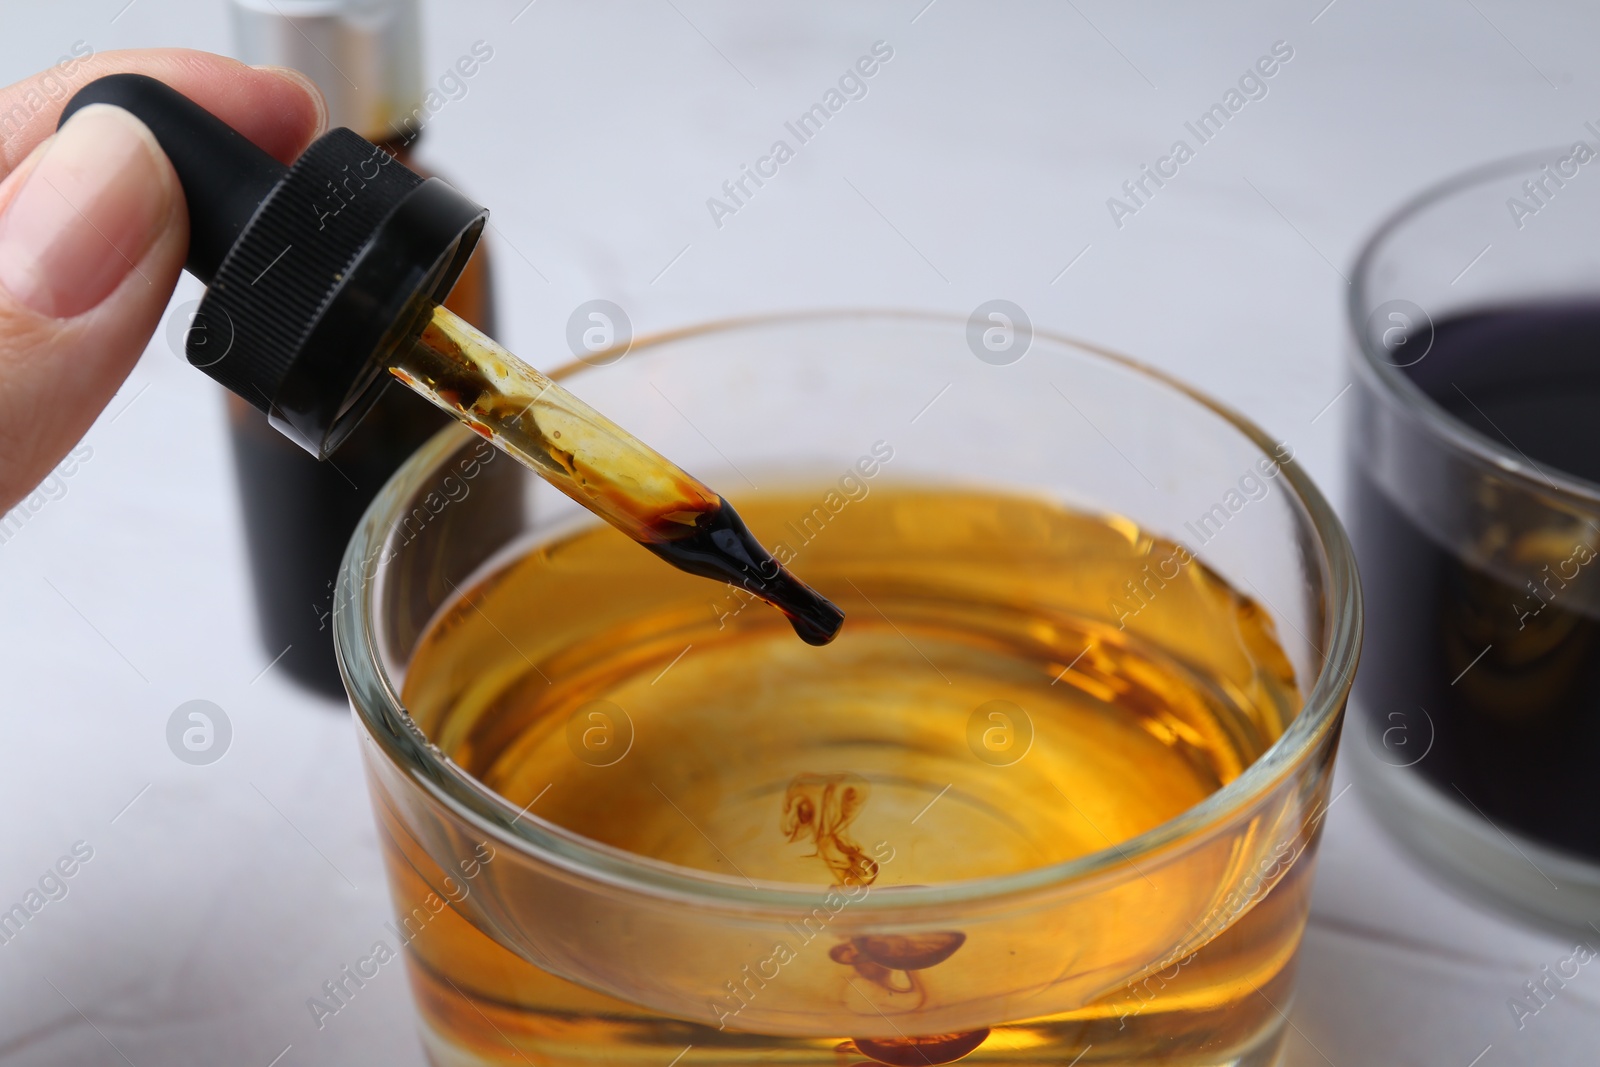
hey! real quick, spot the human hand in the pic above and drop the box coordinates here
[0,48,326,512]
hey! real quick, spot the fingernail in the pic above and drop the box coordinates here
[0,104,174,318]
[253,65,329,138]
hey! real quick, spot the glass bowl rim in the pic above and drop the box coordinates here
[336,308,1362,915]
[1348,146,1600,506]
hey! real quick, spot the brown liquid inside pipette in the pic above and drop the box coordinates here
[391,305,843,645]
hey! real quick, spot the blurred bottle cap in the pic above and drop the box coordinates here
[230,0,422,144]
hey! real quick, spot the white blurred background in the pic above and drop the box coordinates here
[0,1,1596,1063]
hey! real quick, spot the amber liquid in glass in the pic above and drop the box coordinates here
[383,487,1307,1066]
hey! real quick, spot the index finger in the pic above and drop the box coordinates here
[0,46,327,177]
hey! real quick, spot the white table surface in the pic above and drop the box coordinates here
[2,2,1598,1064]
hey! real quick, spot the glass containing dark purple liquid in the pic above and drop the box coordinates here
[1349,149,1600,929]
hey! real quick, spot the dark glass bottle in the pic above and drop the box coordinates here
[227,0,496,696]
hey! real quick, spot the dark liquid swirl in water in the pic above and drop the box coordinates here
[780,774,984,1065]
[1353,302,1600,858]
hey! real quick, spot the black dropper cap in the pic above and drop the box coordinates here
[59,74,487,458]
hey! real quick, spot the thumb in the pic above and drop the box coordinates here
[0,102,188,512]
